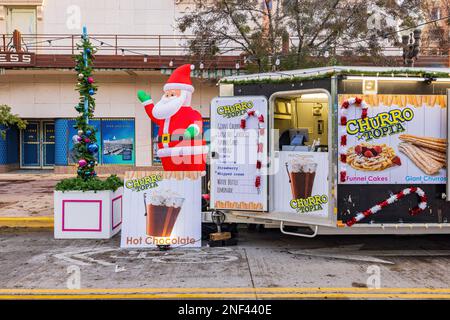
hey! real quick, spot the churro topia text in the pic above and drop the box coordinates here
[346,108,414,141]
[125,174,162,191]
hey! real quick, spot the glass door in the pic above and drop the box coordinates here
[21,121,40,167]
[21,120,55,168]
[43,121,55,167]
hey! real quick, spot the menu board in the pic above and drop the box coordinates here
[210,96,268,211]
[338,94,447,184]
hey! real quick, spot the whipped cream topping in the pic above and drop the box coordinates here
[289,157,317,173]
[145,189,184,208]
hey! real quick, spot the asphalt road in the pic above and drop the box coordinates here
[1,227,450,299]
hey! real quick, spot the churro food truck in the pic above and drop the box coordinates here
[209,66,450,237]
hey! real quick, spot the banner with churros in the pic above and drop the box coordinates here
[120,171,202,248]
[338,94,447,184]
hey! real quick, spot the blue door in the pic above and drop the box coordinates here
[21,121,55,168]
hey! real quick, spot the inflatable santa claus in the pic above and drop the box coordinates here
[137,64,207,171]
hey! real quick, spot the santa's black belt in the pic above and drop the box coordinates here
[158,133,201,143]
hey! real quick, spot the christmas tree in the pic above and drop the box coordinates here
[72,27,99,180]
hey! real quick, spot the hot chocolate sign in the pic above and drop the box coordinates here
[121,171,202,248]
[273,152,329,218]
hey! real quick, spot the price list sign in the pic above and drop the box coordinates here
[210,96,268,211]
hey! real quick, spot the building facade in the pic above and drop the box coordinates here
[0,0,241,173]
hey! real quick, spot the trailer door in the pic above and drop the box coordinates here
[210,96,269,212]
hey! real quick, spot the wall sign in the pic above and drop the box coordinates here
[338,94,448,184]
[101,119,135,165]
[0,52,35,67]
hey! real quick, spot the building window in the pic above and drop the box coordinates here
[7,8,36,34]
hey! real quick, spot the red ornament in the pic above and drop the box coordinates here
[361,109,368,119]
[340,116,347,125]
[255,176,261,188]
[256,160,262,169]
[258,115,264,122]
[248,110,255,116]
[340,154,347,163]
[355,97,362,104]
[340,171,346,182]
[240,119,246,129]
[342,101,350,109]
[340,135,347,146]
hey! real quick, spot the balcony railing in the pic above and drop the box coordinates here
[1,33,244,56]
[1,33,447,57]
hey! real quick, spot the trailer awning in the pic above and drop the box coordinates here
[220,66,450,84]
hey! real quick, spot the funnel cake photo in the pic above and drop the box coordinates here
[346,143,401,171]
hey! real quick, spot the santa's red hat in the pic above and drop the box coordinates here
[164,64,195,93]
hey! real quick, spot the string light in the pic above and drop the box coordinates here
[235,61,240,70]
[169,59,174,67]
[199,61,204,70]
[143,55,148,63]
[121,49,125,56]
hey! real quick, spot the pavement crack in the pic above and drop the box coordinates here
[242,248,257,298]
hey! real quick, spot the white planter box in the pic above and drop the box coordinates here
[54,187,123,239]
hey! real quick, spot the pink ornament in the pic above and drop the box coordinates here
[77,136,82,142]
[87,77,94,84]
[84,138,90,143]
[78,159,87,167]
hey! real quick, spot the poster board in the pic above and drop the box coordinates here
[120,171,202,248]
[338,94,447,184]
[273,151,329,218]
[101,119,135,165]
[210,96,268,211]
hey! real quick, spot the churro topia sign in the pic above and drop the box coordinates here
[346,108,414,141]
[338,94,448,185]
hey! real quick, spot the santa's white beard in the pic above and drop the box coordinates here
[153,90,190,119]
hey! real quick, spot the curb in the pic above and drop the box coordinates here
[1,287,450,300]
[0,217,54,228]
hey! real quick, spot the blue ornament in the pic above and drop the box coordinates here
[87,143,99,154]
[86,48,91,54]
[86,130,92,136]
[89,89,95,95]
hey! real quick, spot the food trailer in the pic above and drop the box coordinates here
[208,66,450,237]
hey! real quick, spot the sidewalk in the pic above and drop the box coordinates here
[1,228,450,299]
[0,171,121,219]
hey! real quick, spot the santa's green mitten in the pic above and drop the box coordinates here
[137,90,151,103]
[184,124,200,140]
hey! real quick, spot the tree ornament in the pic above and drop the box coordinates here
[87,77,94,84]
[78,159,87,167]
[77,136,83,142]
[88,89,95,95]
[84,138,91,143]
[77,130,84,136]
[78,73,84,79]
[72,135,80,144]
[86,48,91,54]
[86,130,92,136]
[87,143,99,154]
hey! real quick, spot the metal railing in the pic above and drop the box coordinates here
[1,33,447,57]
